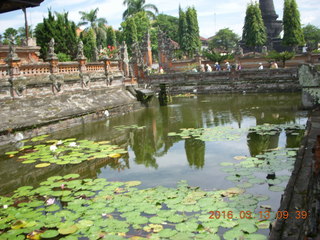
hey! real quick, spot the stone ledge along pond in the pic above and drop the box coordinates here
[0,92,309,239]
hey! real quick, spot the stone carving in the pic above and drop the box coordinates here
[77,40,85,60]
[262,45,268,54]
[105,63,114,86]
[7,36,19,61]
[120,41,129,77]
[93,46,99,62]
[131,41,144,67]
[157,29,178,71]
[9,76,27,97]
[235,44,244,56]
[49,74,64,93]
[47,38,57,60]
[79,72,91,88]
[158,29,176,61]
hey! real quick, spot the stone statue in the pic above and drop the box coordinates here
[262,45,268,54]
[235,44,244,56]
[93,46,99,62]
[5,35,19,62]
[77,40,85,59]
[120,41,129,77]
[48,38,55,55]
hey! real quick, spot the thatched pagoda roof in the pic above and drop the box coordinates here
[0,0,44,14]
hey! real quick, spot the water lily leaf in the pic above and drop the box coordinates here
[143,224,163,233]
[125,181,142,187]
[223,228,244,240]
[256,220,270,229]
[269,186,285,192]
[159,229,178,238]
[236,182,253,189]
[11,220,27,229]
[58,224,78,235]
[35,163,51,168]
[167,215,185,223]
[41,230,59,238]
[244,233,267,240]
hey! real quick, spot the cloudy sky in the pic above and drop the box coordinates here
[0,0,319,38]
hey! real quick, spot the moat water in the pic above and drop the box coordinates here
[0,92,309,238]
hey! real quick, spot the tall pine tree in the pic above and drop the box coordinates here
[80,28,96,61]
[242,2,266,52]
[178,6,188,53]
[121,17,138,55]
[35,10,78,59]
[185,7,201,57]
[106,26,117,47]
[178,6,200,57]
[282,0,305,49]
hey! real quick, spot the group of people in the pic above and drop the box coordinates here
[258,61,278,70]
[194,61,243,73]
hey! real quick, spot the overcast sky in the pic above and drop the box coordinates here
[0,0,319,38]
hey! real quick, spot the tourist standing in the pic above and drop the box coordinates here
[206,64,212,72]
[225,62,231,71]
[215,62,221,71]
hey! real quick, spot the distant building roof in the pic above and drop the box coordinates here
[0,0,44,13]
[200,36,208,41]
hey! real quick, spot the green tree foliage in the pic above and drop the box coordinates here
[178,6,188,53]
[122,0,158,20]
[178,6,201,57]
[209,28,240,53]
[132,11,150,42]
[80,28,97,61]
[185,7,201,57]
[265,50,295,68]
[34,10,78,59]
[3,28,20,45]
[121,17,138,54]
[282,0,305,48]
[78,8,108,48]
[115,30,124,45]
[106,27,117,47]
[156,14,179,43]
[202,49,234,63]
[302,24,320,50]
[242,2,267,51]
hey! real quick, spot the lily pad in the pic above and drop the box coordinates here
[41,230,60,238]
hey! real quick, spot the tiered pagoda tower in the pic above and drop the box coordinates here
[259,0,283,47]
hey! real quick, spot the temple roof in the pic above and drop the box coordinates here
[0,0,44,14]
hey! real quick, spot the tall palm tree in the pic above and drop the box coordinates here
[123,0,158,20]
[78,8,107,30]
[78,8,108,47]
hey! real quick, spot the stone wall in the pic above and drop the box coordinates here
[0,85,142,146]
[166,53,320,72]
[145,68,301,94]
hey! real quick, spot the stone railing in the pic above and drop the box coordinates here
[86,62,104,72]
[0,56,124,99]
[20,63,51,76]
[58,62,80,74]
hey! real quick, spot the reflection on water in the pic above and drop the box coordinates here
[0,92,308,194]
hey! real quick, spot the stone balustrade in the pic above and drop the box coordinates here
[0,57,124,99]
[20,63,51,75]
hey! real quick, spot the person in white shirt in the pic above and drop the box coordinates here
[258,63,263,70]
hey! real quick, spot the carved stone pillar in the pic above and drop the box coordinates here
[6,41,26,98]
[76,40,87,73]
